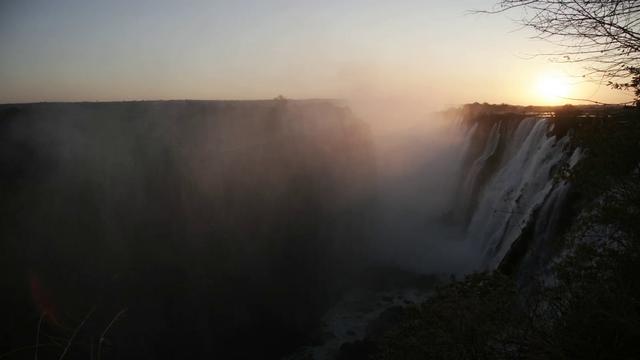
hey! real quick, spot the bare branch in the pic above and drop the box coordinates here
[483,0,640,103]
[35,312,45,360]
[58,307,95,360]
[97,308,127,360]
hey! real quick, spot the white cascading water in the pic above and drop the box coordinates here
[459,122,501,212]
[296,113,583,359]
[459,117,581,271]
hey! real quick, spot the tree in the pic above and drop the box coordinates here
[483,0,640,105]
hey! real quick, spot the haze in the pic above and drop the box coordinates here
[1,0,631,107]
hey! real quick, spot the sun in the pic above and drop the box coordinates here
[536,73,571,104]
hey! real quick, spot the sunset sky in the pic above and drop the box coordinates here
[0,0,633,107]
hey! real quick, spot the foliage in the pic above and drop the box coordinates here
[367,108,640,360]
[374,273,527,360]
[612,67,640,106]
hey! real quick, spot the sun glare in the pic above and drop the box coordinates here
[536,73,571,104]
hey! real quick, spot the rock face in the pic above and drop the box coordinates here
[327,106,586,360]
[455,106,581,281]
[0,100,376,359]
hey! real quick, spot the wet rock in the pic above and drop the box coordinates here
[366,306,408,340]
[338,340,377,360]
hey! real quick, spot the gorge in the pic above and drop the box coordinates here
[0,100,637,359]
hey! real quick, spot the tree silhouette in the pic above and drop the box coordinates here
[482,0,640,105]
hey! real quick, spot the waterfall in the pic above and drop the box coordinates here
[457,116,581,273]
[460,122,502,211]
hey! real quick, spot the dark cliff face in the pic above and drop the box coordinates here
[335,106,640,360]
[362,107,640,359]
[453,105,582,280]
[0,100,376,359]
[455,104,638,282]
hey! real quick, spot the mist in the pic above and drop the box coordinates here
[2,0,638,358]
[342,97,477,274]
[0,95,485,358]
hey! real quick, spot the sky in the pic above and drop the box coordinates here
[0,0,633,107]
